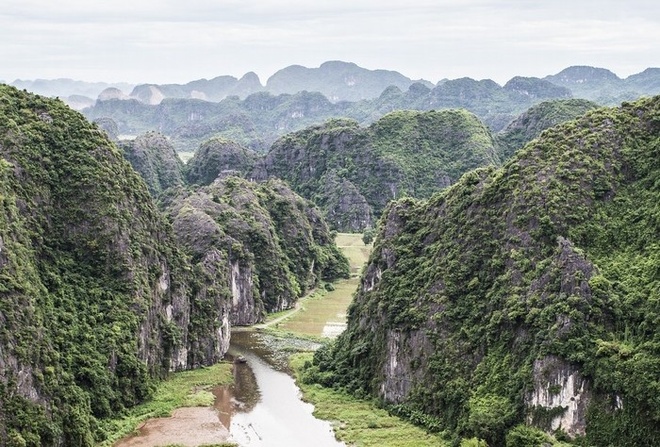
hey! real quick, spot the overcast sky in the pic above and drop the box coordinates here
[2,0,659,85]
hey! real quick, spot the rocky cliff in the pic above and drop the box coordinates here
[164,176,350,325]
[0,85,229,446]
[119,131,186,196]
[308,96,660,446]
[255,110,499,231]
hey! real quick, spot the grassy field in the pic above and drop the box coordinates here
[98,362,234,446]
[335,232,372,275]
[291,353,448,447]
[277,233,371,337]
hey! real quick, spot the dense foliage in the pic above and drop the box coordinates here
[185,137,258,186]
[164,176,349,322]
[0,85,220,445]
[496,99,600,160]
[258,109,500,231]
[307,96,660,445]
[119,131,186,196]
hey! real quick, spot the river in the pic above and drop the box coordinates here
[220,331,345,447]
[115,234,367,447]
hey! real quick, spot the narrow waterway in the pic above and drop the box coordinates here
[220,331,345,447]
[115,233,368,447]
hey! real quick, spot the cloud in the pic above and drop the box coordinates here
[2,0,659,83]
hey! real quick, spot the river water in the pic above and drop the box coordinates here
[220,331,345,447]
[116,234,367,446]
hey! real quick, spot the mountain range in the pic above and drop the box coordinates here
[11,62,660,112]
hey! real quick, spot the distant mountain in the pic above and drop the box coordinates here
[10,77,134,99]
[82,75,573,153]
[17,62,653,152]
[544,65,660,104]
[128,72,264,104]
[265,60,430,102]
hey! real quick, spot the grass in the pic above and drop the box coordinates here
[335,233,372,276]
[98,362,234,446]
[290,353,449,447]
[275,233,370,338]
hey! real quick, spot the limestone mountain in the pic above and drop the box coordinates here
[185,137,258,186]
[254,110,500,231]
[128,73,264,104]
[265,60,426,102]
[544,65,660,104]
[164,176,350,325]
[307,96,660,446]
[496,98,600,160]
[80,64,660,153]
[119,131,186,196]
[0,85,230,445]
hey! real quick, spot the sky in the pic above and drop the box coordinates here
[2,0,659,86]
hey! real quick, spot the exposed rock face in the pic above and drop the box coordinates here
[0,85,229,445]
[314,96,660,445]
[165,176,349,325]
[130,84,166,105]
[527,356,591,437]
[98,87,129,101]
[229,258,260,326]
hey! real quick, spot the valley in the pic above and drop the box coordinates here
[1,60,659,447]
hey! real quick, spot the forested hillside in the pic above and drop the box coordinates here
[0,85,348,446]
[164,176,349,325]
[307,96,660,446]
[256,110,500,231]
[0,85,232,445]
[496,99,600,160]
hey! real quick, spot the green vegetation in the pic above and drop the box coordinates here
[165,176,349,321]
[307,96,660,445]
[98,362,233,445]
[292,353,448,447]
[119,131,186,196]
[185,137,258,186]
[496,99,600,160]
[0,85,203,446]
[261,110,499,231]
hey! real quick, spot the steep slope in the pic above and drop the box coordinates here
[119,131,186,196]
[308,96,660,445]
[496,99,600,160]
[165,177,350,325]
[185,137,258,186]
[257,110,500,231]
[0,85,229,446]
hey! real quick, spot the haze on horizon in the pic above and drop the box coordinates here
[2,0,659,86]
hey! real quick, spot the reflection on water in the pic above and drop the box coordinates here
[214,358,259,428]
[218,331,344,447]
